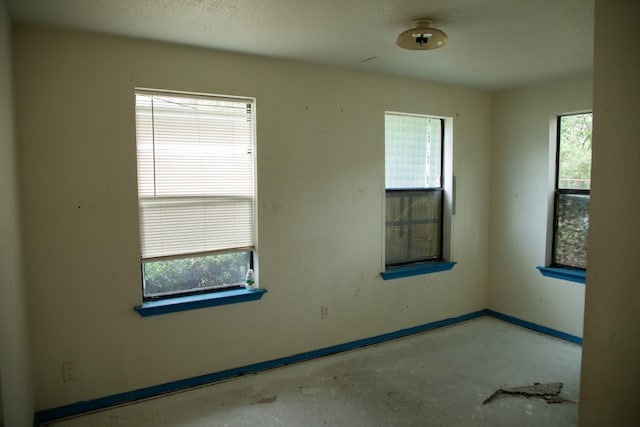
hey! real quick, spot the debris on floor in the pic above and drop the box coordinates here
[483,382,571,404]
[252,395,278,404]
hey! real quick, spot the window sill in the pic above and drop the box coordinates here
[536,266,586,284]
[134,288,268,317]
[380,261,457,281]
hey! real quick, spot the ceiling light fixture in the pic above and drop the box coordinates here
[396,18,448,50]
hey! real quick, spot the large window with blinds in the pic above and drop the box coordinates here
[134,89,256,300]
[385,112,444,267]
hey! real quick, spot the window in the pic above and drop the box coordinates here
[552,112,592,270]
[384,113,444,267]
[134,90,256,300]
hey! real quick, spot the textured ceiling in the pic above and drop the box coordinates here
[5,0,594,89]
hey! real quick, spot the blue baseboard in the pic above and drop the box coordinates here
[34,310,487,425]
[486,309,583,345]
[33,308,581,425]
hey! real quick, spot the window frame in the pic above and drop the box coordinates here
[134,88,259,303]
[550,113,591,271]
[383,113,452,275]
[385,187,444,267]
[550,188,590,270]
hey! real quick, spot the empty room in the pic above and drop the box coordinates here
[1,0,638,426]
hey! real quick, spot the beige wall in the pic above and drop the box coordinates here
[579,0,640,425]
[0,1,34,425]
[14,27,492,410]
[489,75,592,338]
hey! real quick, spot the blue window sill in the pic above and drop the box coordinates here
[537,266,586,284]
[134,288,267,317]
[380,261,457,280]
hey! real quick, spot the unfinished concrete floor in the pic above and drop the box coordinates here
[46,317,582,426]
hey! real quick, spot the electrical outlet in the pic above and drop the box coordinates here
[321,305,329,320]
[62,361,78,382]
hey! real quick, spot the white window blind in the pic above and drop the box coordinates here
[385,113,442,189]
[135,90,256,260]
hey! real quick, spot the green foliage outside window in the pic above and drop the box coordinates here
[558,113,592,190]
[143,252,250,298]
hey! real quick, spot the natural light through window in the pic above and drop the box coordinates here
[135,90,256,299]
[384,113,444,267]
[552,112,592,270]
